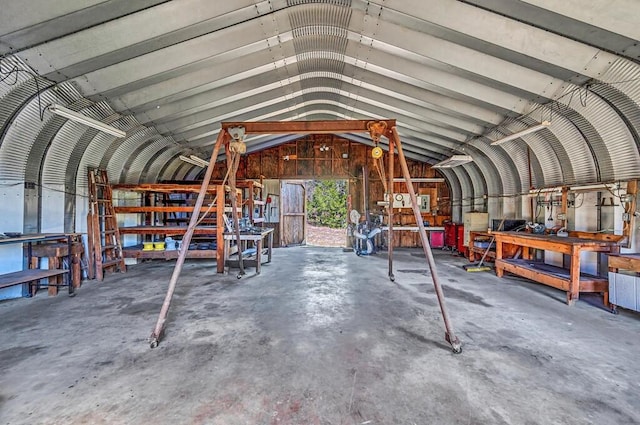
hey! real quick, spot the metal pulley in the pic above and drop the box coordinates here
[371,146,383,159]
[228,126,247,153]
[229,140,246,154]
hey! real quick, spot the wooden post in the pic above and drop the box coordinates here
[568,245,580,305]
[495,237,504,277]
[561,187,568,228]
[389,127,461,353]
[216,184,225,273]
[149,129,228,348]
[624,180,637,249]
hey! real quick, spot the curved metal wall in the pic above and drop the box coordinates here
[0,3,639,238]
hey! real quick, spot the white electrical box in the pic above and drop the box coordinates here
[420,195,430,213]
[384,193,422,209]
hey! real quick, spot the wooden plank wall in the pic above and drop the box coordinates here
[210,135,450,247]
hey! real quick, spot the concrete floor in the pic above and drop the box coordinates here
[0,247,639,425]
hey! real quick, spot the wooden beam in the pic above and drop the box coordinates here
[221,120,396,135]
[624,179,637,249]
[150,128,229,348]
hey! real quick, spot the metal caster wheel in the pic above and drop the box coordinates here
[389,274,395,282]
[149,339,159,349]
[452,345,462,354]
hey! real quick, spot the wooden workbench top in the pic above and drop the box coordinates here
[492,231,619,247]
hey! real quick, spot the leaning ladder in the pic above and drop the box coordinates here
[87,168,126,281]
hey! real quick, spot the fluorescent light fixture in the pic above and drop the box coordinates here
[47,103,126,138]
[569,183,610,192]
[393,178,445,183]
[179,155,204,167]
[527,186,563,196]
[432,155,473,168]
[189,155,210,167]
[490,121,551,146]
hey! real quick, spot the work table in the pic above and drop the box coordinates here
[492,231,620,305]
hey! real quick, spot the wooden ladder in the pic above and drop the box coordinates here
[87,168,126,281]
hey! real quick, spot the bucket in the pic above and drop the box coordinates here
[154,242,165,251]
[142,242,154,251]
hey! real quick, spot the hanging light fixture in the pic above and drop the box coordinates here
[188,155,209,167]
[47,103,126,138]
[490,121,551,146]
[179,155,204,167]
[432,155,473,168]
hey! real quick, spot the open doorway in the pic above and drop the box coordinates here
[305,179,348,247]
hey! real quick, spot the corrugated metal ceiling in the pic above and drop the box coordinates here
[0,0,639,215]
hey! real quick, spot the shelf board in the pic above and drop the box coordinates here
[0,269,69,289]
[114,206,217,213]
[118,226,217,235]
[496,258,608,292]
[122,245,217,259]
[112,183,221,193]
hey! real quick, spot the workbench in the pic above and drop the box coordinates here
[493,231,619,305]
[0,234,75,296]
[607,253,640,313]
[223,228,274,274]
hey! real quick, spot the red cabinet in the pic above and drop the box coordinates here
[429,230,444,249]
[456,224,466,255]
[444,222,458,249]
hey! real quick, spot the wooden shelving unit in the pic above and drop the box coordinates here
[209,179,265,226]
[112,183,242,272]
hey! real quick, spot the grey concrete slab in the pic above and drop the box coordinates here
[0,247,638,424]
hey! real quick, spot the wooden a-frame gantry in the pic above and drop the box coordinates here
[149,120,462,353]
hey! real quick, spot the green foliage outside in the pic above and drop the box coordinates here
[307,180,347,228]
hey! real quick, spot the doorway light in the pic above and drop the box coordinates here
[47,104,126,138]
[490,121,551,146]
[432,155,473,168]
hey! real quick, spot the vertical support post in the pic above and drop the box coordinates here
[527,146,534,221]
[149,129,228,348]
[66,234,74,296]
[495,235,504,277]
[624,180,637,249]
[567,245,580,306]
[387,136,395,281]
[216,185,225,273]
[390,127,461,353]
[561,187,568,229]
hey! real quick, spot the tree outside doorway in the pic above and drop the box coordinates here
[305,179,348,247]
